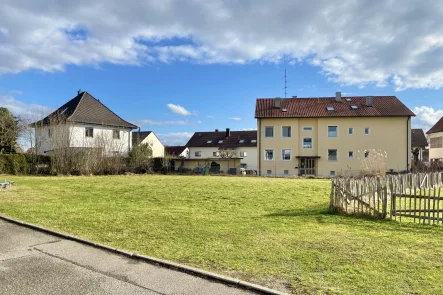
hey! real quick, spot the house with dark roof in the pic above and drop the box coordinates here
[411,129,428,163]
[132,131,165,158]
[165,146,188,158]
[32,91,137,156]
[177,128,257,173]
[255,92,415,177]
[427,117,443,162]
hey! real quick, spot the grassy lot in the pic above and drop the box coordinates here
[0,175,442,295]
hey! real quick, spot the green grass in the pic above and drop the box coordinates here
[0,175,442,294]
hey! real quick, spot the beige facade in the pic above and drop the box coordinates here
[429,131,443,161]
[187,146,257,171]
[177,158,242,173]
[257,116,412,177]
[138,132,165,158]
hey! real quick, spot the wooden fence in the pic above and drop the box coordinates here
[329,173,443,224]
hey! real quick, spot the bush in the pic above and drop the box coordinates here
[0,154,51,175]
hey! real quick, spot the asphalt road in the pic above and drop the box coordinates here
[0,219,257,295]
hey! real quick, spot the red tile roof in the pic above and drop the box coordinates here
[427,117,443,134]
[255,96,415,118]
[186,130,257,148]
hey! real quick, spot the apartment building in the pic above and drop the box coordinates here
[427,117,443,162]
[255,93,415,177]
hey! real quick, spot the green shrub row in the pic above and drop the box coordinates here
[0,154,51,175]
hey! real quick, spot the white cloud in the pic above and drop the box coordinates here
[2,1,443,90]
[133,119,201,127]
[229,117,241,121]
[0,95,52,120]
[207,115,215,119]
[167,103,191,116]
[157,132,193,146]
[412,106,443,131]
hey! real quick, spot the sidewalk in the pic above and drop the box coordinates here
[0,219,258,295]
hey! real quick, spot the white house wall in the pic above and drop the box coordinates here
[187,146,257,171]
[141,133,165,158]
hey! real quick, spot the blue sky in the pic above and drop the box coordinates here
[1,1,443,145]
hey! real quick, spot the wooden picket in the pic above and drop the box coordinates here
[329,172,443,225]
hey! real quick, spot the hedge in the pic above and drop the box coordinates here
[0,154,51,175]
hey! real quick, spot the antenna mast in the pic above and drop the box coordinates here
[284,69,287,98]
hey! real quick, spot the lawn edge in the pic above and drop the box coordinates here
[0,214,288,295]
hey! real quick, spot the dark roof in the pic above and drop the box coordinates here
[32,91,137,129]
[411,129,428,148]
[427,117,443,134]
[132,131,152,146]
[255,96,415,118]
[186,130,257,148]
[165,146,188,156]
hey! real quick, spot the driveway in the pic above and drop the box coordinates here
[0,219,258,295]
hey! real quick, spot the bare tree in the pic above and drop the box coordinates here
[129,142,153,173]
[218,148,237,172]
[160,152,173,173]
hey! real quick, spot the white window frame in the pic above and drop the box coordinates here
[195,151,202,157]
[327,126,338,138]
[364,128,370,135]
[85,127,94,138]
[240,163,247,169]
[240,151,247,157]
[348,128,354,135]
[212,151,219,157]
[113,129,120,140]
[264,149,274,161]
[302,137,313,149]
[281,126,292,138]
[281,149,291,161]
[328,149,338,161]
[264,126,274,138]
[303,126,313,132]
[348,151,354,159]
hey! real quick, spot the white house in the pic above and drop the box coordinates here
[132,131,165,158]
[427,117,443,162]
[179,128,257,173]
[165,146,189,158]
[32,91,137,156]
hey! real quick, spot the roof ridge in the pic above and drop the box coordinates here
[67,91,86,121]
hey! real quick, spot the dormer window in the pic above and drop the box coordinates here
[251,140,257,143]
[351,105,358,110]
[345,98,351,102]
[207,140,212,143]
[218,140,223,143]
[327,106,334,111]
[239,140,245,143]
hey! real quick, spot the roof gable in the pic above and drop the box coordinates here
[411,129,428,148]
[132,131,152,146]
[427,117,443,134]
[33,92,137,129]
[165,146,188,156]
[186,130,257,148]
[255,96,415,118]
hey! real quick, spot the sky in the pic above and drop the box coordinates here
[1,0,443,146]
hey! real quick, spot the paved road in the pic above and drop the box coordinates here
[0,219,257,295]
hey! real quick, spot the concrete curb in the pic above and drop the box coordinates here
[0,215,288,295]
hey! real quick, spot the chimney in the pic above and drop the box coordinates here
[225,128,230,137]
[215,129,219,132]
[274,97,281,109]
[366,96,373,107]
[78,89,82,95]
[335,92,342,102]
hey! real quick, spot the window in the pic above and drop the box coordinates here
[330,171,336,177]
[364,128,370,135]
[213,151,219,157]
[264,149,274,161]
[113,129,120,139]
[195,151,201,157]
[431,137,443,148]
[265,126,274,138]
[348,151,354,159]
[281,149,291,161]
[239,139,245,143]
[348,128,354,135]
[303,138,312,149]
[207,140,212,143]
[351,105,358,110]
[328,149,338,161]
[327,106,335,111]
[267,170,272,175]
[251,140,257,143]
[218,140,223,143]
[303,126,313,132]
[364,150,370,158]
[284,170,289,175]
[282,126,291,138]
[240,163,247,169]
[85,127,93,138]
[328,126,338,138]
[240,151,247,157]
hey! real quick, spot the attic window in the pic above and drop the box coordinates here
[207,140,212,143]
[239,140,245,143]
[351,105,358,110]
[345,98,351,102]
[218,140,223,143]
[282,108,287,112]
[327,106,335,111]
[251,140,257,143]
